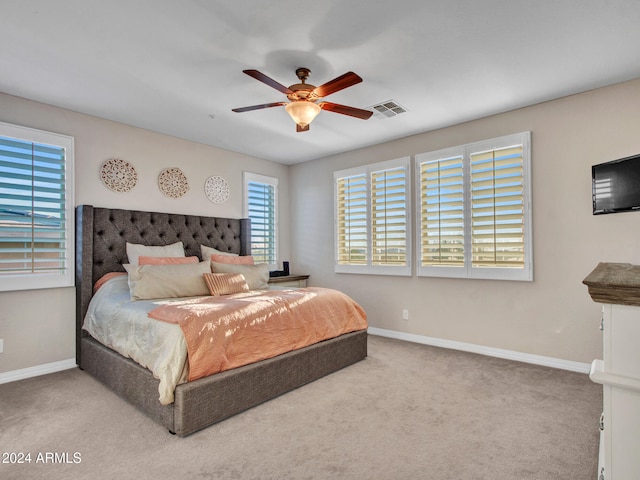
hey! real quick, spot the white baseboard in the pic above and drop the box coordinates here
[367,327,591,374]
[0,358,76,385]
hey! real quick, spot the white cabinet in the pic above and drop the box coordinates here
[584,263,640,480]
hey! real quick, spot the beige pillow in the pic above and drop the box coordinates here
[126,241,185,265]
[125,261,211,300]
[203,273,249,296]
[210,262,269,290]
[201,244,238,260]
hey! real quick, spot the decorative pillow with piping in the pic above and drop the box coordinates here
[203,273,250,296]
[210,254,254,265]
[125,261,211,300]
[126,241,185,265]
[210,262,269,290]
[201,244,238,260]
[138,255,199,265]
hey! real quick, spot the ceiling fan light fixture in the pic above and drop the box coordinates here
[233,68,371,132]
[285,101,321,128]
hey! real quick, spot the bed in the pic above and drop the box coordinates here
[75,205,368,436]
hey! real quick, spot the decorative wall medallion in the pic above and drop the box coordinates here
[204,175,230,204]
[158,167,189,198]
[100,158,137,193]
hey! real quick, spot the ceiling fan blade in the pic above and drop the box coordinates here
[296,124,310,133]
[232,102,287,113]
[243,70,293,94]
[319,102,373,120]
[313,72,363,98]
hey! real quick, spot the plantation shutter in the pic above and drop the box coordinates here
[336,174,368,265]
[470,144,525,269]
[335,157,411,275]
[419,154,465,267]
[371,166,407,266]
[247,180,276,264]
[417,132,531,281]
[0,136,68,277]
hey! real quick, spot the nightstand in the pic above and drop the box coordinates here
[268,274,309,288]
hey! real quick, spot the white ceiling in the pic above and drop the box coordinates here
[2,0,640,165]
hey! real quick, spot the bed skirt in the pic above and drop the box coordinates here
[80,329,368,436]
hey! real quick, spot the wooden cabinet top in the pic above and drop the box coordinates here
[583,262,640,307]
[268,274,310,284]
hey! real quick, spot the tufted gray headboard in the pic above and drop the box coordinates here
[75,205,250,365]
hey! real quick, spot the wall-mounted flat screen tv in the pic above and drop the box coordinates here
[592,154,640,215]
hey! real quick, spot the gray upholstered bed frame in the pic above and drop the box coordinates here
[75,205,367,436]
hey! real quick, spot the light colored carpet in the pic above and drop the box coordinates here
[0,335,601,480]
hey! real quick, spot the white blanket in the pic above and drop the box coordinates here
[82,275,189,405]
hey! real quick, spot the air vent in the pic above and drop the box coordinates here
[369,100,407,119]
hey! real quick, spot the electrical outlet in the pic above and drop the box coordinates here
[402,309,409,320]
[0,339,3,353]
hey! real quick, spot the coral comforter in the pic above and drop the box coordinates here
[147,287,368,382]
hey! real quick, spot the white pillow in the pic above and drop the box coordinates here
[210,261,269,290]
[201,244,238,260]
[126,241,185,265]
[125,261,211,300]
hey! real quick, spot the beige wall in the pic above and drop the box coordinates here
[0,93,289,373]
[291,78,640,364]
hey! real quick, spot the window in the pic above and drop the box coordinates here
[416,132,532,281]
[335,157,411,275]
[0,122,74,291]
[244,172,277,267]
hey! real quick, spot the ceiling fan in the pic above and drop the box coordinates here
[232,67,373,132]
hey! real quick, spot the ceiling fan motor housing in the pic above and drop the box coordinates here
[287,84,319,102]
[287,67,319,101]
